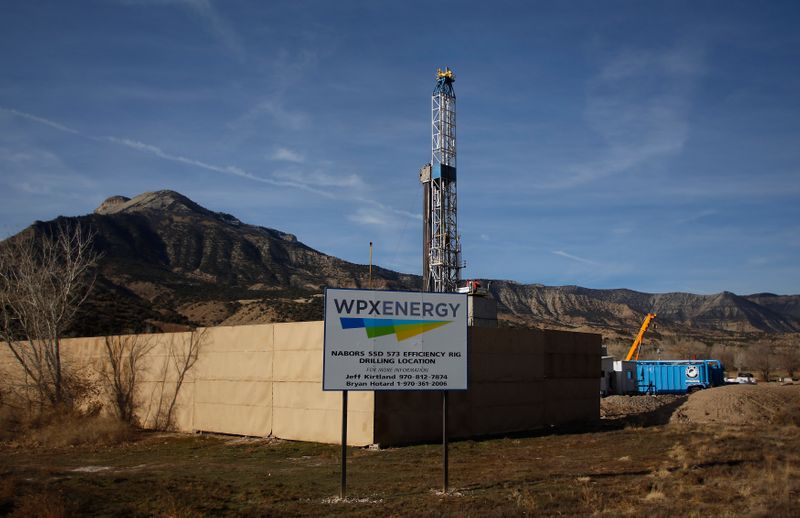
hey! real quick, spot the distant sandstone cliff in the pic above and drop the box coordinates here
[484,282,799,335]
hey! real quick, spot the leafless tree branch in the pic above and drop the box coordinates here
[101,333,156,424]
[0,222,100,408]
[152,328,206,430]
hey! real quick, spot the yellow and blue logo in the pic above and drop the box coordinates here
[340,317,451,342]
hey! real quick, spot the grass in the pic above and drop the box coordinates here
[0,406,134,449]
[1,422,798,516]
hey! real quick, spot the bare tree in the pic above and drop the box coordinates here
[150,328,206,430]
[776,344,800,380]
[664,337,709,360]
[746,341,775,382]
[101,334,155,424]
[710,344,736,373]
[0,223,99,408]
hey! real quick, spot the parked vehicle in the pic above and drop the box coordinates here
[724,372,757,385]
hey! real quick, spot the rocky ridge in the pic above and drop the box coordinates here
[484,281,799,335]
[6,190,799,339]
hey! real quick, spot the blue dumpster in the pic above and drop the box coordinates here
[633,360,725,395]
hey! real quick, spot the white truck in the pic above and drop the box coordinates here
[724,372,757,384]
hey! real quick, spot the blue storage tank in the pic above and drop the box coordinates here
[633,360,725,395]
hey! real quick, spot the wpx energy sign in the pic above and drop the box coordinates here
[323,288,468,391]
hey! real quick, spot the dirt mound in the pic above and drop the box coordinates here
[670,384,800,426]
[601,395,684,419]
[601,395,687,426]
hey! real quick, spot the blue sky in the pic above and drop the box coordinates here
[1,1,799,295]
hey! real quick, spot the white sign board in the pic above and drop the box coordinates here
[323,288,468,391]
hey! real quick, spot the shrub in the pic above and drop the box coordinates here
[0,405,133,448]
[9,491,75,518]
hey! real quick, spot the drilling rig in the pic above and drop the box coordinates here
[420,67,463,293]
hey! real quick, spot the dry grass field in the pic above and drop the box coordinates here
[1,385,799,517]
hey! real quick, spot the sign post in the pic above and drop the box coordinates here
[323,288,468,495]
[443,390,449,492]
[340,390,347,499]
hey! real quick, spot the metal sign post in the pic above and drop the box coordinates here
[442,390,449,493]
[341,390,348,499]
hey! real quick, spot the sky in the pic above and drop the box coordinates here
[1,0,799,295]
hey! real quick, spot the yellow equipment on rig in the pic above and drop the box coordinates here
[625,313,657,361]
[437,67,454,79]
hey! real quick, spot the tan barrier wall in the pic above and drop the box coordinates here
[373,327,601,445]
[271,323,374,445]
[0,323,599,446]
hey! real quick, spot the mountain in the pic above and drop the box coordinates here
[23,190,419,335]
[744,293,800,321]
[5,190,800,340]
[484,282,800,335]
[89,191,418,291]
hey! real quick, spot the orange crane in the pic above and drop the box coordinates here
[624,313,657,361]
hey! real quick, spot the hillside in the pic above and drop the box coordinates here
[485,282,800,335]
[26,191,419,335]
[4,190,800,340]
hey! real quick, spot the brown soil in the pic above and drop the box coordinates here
[177,301,237,326]
[601,394,687,426]
[220,300,277,325]
[601,395,685,419]
[125,281,170,302]
[3,423,799,516]
[602,385,800,428]
[671,384,800,426]
[3,384,799,515]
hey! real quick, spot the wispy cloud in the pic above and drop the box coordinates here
[0,143,95,197]
[16,172,95,195]
[103,84,215,103]
[345,195,421,230]
[102,139,422,225]
[655,174,800,199]
[552,250,597,265]
[228,98,309,131]
[103,136,331,197]
[273,169,364,190]
[676,209,717,225]
[611,226,633,236]
[183,0,244,59]
[121,0,245,60]
[0,146,63,167]
[357,198,421,222]
[747,256,774,267]
[2,106,324,197]
[270,147,305,163]
[542,46,704,189]
[2,106,421,226]
[348,208,393,227]
[0,107,80,135]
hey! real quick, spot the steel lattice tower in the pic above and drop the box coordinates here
[420,67,462,293]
